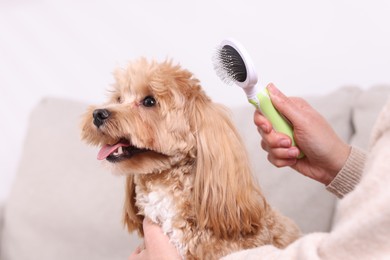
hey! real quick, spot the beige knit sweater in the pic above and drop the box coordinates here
[223,99,390,259]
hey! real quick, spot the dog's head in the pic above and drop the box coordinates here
[81,58,265,239]
[81,58,200,175]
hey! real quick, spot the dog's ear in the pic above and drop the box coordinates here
[191,100,267,239]
[123,175,144,236]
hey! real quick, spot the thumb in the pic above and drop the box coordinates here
[266,83,301,125]
[142,218,168,247]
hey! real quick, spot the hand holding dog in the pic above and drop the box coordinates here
[129,218,180,260]
[255,83,351,185]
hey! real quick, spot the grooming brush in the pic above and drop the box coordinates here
[213,38,303,158]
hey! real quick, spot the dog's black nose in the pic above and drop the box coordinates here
[93,109,111,127]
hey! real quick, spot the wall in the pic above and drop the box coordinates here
[1,0,390,200]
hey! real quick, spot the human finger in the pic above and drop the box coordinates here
[254,110,272,134]
[267,147,301,160]
[142,218,164,247]
[267,153,298,168]
[260,130,293,149]
[142,218,180,259]
[128,245,145,260]
[266,83,302,125]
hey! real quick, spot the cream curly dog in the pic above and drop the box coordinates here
[81,58,300,259]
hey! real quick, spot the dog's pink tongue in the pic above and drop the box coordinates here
[97,143,129,160]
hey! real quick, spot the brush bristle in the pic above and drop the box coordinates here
[213,45,247,84]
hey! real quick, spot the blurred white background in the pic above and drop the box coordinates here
[1,0,390,200]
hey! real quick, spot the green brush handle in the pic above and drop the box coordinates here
[249,89,304,159]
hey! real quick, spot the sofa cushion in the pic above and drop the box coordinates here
[350,85,390,149]
[0,98,139,260]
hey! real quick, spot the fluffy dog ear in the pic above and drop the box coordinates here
[123,175,144,236]
[191,100,267,239]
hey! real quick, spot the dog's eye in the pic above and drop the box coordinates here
[116,96,122,103]
[142,96,156,107]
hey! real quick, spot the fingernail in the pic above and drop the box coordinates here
[280,139,291,147]
[288,148,299,158]
[260,124,269,133]
[266,83,282,103]
[267,83,279,95]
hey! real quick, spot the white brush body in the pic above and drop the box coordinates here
[220,38,259,100]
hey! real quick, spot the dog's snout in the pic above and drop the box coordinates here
[93,109,111,127]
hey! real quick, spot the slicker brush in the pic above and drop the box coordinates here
[213,38,303,158]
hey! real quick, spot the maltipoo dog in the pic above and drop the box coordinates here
[81,58,300,259]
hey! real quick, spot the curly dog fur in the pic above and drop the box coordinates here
[81,58,300,259]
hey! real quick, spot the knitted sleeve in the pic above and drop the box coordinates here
[326,146,366,198]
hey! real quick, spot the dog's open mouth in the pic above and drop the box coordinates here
[97,139,149,163]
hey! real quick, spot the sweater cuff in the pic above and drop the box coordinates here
[326,147,366,198]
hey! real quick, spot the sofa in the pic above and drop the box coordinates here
[1,85,389,260]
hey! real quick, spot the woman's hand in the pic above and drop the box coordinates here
[255,83,351,185]
[129,218,181,260]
